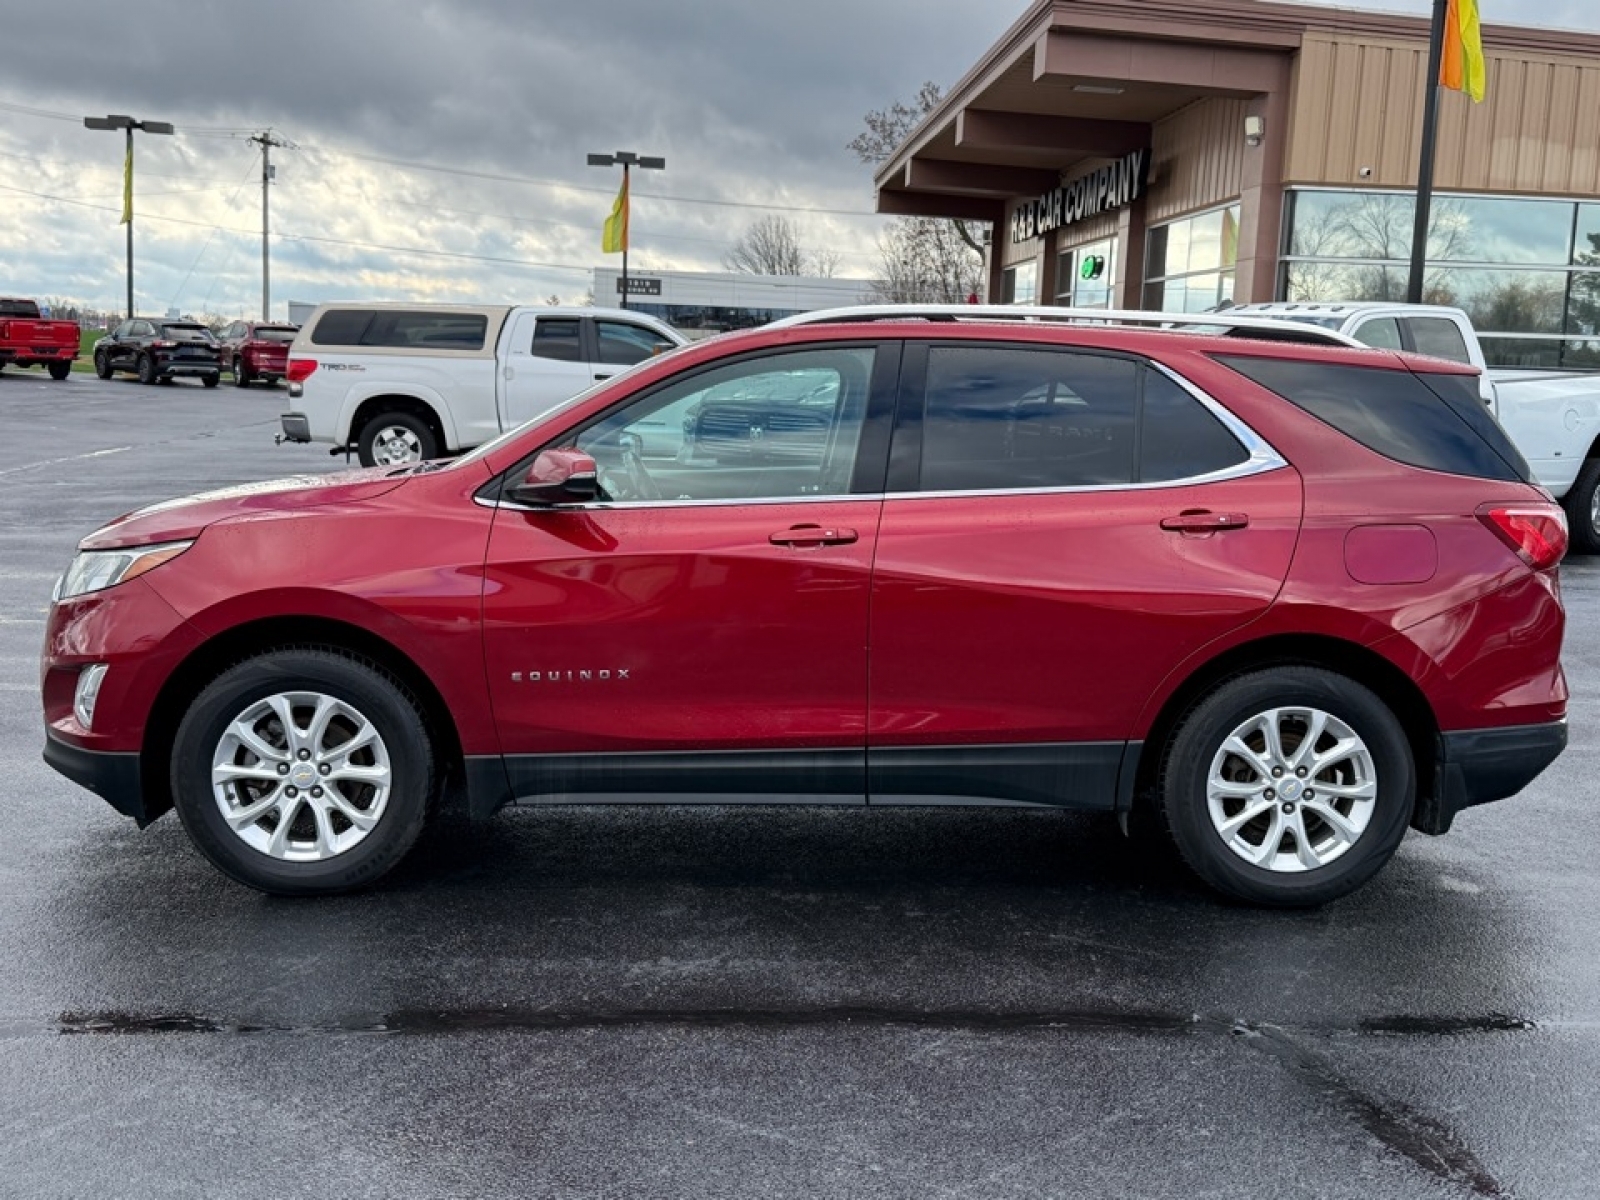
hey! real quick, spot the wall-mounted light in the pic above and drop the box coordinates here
[1243,115,1265,147]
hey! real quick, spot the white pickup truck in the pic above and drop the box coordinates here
[1234,302,1600,552]
[278,303,687,467]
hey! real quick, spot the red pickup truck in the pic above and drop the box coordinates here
[0,298,80,380]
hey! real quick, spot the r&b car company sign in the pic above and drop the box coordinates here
[1010,148,1150,243]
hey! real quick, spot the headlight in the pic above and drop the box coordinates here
[53,541,193,602]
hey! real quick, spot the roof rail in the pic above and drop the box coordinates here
[767,303,1365,348]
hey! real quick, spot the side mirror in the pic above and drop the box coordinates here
[505,448,600,507]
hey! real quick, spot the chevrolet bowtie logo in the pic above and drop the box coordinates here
[510,669,631,683]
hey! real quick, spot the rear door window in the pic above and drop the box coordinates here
[1214,355,1530,483]
[531,318,583,362]
[1404,317,1473,364]
[913,346,1248,492]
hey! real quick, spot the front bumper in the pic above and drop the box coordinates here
[43,732,151,825]
[1415,720,1568,834]
[279,412,311,442]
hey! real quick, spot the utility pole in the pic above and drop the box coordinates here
[248,131,287,320]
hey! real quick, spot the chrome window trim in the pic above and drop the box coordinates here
[481,361,1288,513]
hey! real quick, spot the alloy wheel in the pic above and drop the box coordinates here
[1205,705,1377,873]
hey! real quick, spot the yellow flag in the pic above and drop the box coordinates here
[120,142,133,224]
[601,172,628,254]
[1440,0,1486,103]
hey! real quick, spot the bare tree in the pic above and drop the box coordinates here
[850,83,987,299]
[724,215,808,275]
[869,219,983,303]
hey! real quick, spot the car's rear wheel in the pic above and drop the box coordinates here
[47,360,71,381]
[358,411,437,467]
[171,648,436,895]
[233,355,252,388]
[1562,457,1600,555]
[94,348,112,379]
[1157,667,1414,907]
[202,373,220,389]
[136,353,156,385]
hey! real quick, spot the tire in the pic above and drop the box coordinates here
[233,355,252,388]
[47,360,71,381]
[136,353,157,385]
[170,648,437,896]
[1562,458,1600,555]
[94,349,112,379]
[202,373,220,389]
[1156,666,1414,907]
[357,411,437,468]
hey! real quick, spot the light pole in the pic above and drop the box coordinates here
[586,150,664,309]
[84,114,174,320]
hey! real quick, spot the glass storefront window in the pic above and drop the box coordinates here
[1002,260,1038,305]
[1058,239,1116,308]
[1282,188,1600,370]
[1144,205,1240,314]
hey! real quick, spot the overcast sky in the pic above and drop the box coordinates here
[1,0,1594,321]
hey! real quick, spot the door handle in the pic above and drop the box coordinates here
[1160,510,1249,533]
[594,373,615,381]
[769,524,859,547]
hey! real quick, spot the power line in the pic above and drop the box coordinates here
[302,144,881,219]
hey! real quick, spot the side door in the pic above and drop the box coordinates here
[500,313,594,428]
[865,341,1303,808]
[481,341,897,804]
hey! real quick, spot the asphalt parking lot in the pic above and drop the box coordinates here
[2,368,1598,1199]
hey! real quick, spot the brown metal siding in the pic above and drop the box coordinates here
[1288,32,1600,195]
[1145,97,1246,224]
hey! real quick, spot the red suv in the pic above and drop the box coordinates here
[215,320,299,388]
[40,313,1568,905]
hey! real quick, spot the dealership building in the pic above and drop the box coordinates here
[875,0,1600,367]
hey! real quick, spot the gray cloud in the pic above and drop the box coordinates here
[1,0,1594,317]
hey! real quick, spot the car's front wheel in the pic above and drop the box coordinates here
[1157,667,1414,907]
[94,348,112,379]
[357,411,437,467]
[233,356,252,388]
[171,648,436,895]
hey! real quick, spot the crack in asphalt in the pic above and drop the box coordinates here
[22,1005,1522,1198]
[1232,1020,1512,1200]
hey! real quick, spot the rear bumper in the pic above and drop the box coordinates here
[1415,720,1567,834]
[157,360,221,376]
[43,733,151,825]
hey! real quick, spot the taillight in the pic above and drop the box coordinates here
[1478,503,1567,570]
[150,340,175,349]
[286,358,317,382]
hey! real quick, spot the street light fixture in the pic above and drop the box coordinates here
[587,150,665,309]
[83,114,175,320]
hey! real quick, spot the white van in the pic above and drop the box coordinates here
[278,303,687,466]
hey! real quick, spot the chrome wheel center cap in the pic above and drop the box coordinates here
[1279,779,1303,801]
[290,763,318,789]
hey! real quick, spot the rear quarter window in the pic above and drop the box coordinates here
[311,309,374,346]
[1214,355,1531,483]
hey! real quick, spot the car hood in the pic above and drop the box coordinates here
[80,467,412,550]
